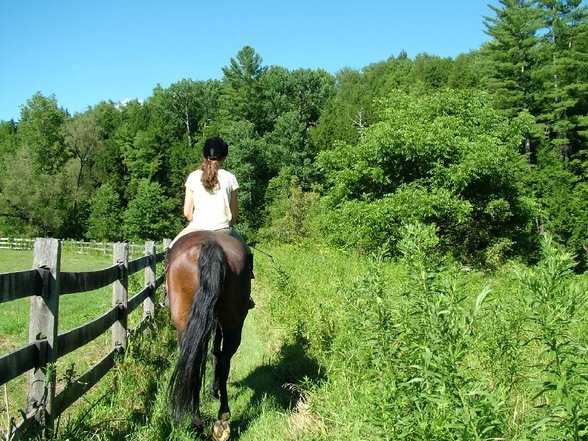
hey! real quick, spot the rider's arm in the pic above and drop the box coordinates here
[183,189,194,221]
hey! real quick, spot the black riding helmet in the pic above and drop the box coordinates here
[203,136,228,160]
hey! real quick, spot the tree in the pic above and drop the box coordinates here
[123,179,177,241]
[482,0,542,117]
[312,68,371,149]
[220,46,267,131]
[447,51,486,90]
[220,121,270,236]
[263,110,317,187]
[317,89,538,261]
[62,112,105,190]
[259,66,335,131]
[0,119,18,170]
[149,79,224,194]
[407,53,454,93]
[89,101,126,186]
[86,183,122,241]
[260,173,320,243]
[112,100,160,200]
[532,0,588,159]
[0,146,76,236]
[17,92,69,174]
[150,79,202,150]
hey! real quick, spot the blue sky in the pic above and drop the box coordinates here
[0,1,494,122]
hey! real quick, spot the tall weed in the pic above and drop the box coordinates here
[393,222,505,440]
[517,234,588,440]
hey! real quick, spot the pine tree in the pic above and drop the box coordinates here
[533,0,588,160]
[220,46,267,132]
[483,0,542,118]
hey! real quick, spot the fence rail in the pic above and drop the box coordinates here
[0,269,44,302]
[0,238,145,258]
[0,238,170,440]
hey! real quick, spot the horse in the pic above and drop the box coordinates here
[166,230,250,439]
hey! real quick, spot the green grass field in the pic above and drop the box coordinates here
[0,248,154,434]
[1,244,312,440]
[44,243,310,441]
[2,240,587,440]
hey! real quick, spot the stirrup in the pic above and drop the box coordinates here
[160,293,169,308]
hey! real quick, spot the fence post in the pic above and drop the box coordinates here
[112,242,128,352]
[28,238,61,435]
[143,241,156,319]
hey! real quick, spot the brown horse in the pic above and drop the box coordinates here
[166,230,250,439]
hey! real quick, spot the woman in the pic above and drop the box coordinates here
[170,136,254,307]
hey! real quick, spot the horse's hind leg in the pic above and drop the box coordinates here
[210,324,222,400]
[214,327,242,421]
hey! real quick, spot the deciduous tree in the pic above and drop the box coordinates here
[17,92,68,174]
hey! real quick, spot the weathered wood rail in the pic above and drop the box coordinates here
[0,237,145,258]
[0,238,170,440]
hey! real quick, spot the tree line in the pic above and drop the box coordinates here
[0,0,586,268]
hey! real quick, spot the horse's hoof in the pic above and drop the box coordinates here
[192,416,205,434]
[212,420,231,441]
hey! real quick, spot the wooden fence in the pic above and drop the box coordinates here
[0,238,170,440]
[0,238,145,258]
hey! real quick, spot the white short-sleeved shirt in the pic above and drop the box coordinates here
[185,169,239,230]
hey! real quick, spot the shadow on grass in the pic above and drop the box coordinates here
[229,332,326,437]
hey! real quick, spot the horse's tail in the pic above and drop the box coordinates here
[168,239,226,423]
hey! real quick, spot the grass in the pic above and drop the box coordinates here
[0,248,158,438]
[3,239,587,439]
[2,242,322,440]
[49,242,369,440]
[1,243,306,440]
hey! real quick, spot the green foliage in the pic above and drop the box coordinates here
[312,51,479,151]
[258,241,508,439]
[0,119,18,171]
[516,234,588,439]
[394,224,506,439]
[218,120,270,235]
[317,89,538,262]
[122,179,177,241]
[120,128,163,184]
[220,46,267,131]
[311,68,373,148]
[1,37,587,260]
[313,185,471,256]
[0,146,78,237]
[17,92,69,174]
[255,236,588,440]
[86,183,123,241]
[260,173,320,243]
[482,0,542,117]
[260,66,335,135]
[532,0,588,159]
[1,13,587,437]
[52,311,178,441]
[263,110,318,187]
[531,150,588,266]
[7,238,584,440]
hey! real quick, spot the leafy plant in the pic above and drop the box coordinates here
[517,234,588,439]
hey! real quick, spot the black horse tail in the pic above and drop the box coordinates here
[168,239,226,423]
